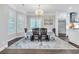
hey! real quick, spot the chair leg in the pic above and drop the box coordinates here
[31,36,34,41]
[46,36,49,41]
[25,37,27,40]
[39,35,42,41]
[25,36,28,40]
[46,39,49,41]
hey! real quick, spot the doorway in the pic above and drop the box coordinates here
[58,20,66,37]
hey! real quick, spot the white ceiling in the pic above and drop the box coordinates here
[8,4,79,15]
[15,4,79,13]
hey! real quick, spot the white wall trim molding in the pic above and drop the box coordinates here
[8,32,24,41]
[0,42,8,52]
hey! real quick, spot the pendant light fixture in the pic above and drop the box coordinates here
[35,5,44,16]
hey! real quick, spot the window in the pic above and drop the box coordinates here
[17,13,25,33]
[30,17,42,29]
[8,10,16,34]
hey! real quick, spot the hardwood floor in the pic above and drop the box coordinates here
[0,49,79,54]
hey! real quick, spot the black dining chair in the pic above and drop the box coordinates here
[24,28,28,39]
[31,28,40,41]
[52,28,56,36]
[40,28,49,41]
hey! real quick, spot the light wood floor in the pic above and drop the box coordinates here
[0,49,79,54]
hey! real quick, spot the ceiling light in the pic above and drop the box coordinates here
[35,5,44,16]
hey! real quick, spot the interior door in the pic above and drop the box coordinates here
[58,20,66,36]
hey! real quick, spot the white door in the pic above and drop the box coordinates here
[58,20,66,35]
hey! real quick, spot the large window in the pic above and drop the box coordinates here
[17,13,25,33]
[8,9,25,34]
[8,10,16,34]
[30,17,42,29]
[29,16,54,30]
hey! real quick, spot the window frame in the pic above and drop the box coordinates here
[8,8,16,35]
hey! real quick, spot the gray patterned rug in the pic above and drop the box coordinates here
[8,37,77,49]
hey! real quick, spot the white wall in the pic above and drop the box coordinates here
[55,14,58,36]
[68,29,79,45]
[0,5,8,51]
[66,13,70,36]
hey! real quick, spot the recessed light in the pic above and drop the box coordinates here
[69,7,72,10]
[22,4,24,6]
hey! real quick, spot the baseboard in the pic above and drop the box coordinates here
[0,43,8,52]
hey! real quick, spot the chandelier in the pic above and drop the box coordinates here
[35,5,44,16]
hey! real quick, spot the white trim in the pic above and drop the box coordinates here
[8,32,24,41]
[0,42,8,52]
